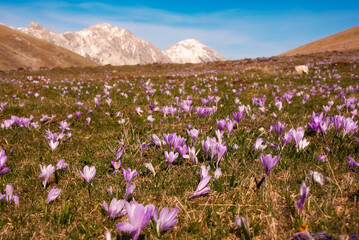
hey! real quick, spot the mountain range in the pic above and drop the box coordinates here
[18,22,227,66]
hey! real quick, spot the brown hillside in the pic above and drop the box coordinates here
[280,25,359,56]
[0,24,98,70]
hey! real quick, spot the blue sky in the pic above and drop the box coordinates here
[1,0,359,59]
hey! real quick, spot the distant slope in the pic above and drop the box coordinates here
[280,25,359,56]
[0,24,98,70]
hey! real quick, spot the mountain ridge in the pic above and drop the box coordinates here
[18,22,227,65]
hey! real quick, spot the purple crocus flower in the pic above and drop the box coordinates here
[122,168,138,185]
[4,184,19,205]
[201,138,211,158]
[114,147,124,160]
[254,137,267,152]
[189,175,211,199]
[56,159,68,170]
[232,112,244,123]
[291,127,305,148]
[103,198,126,219]
[39,164,56,188]
[260,153,279,176]
[317,155,328,162]
[216,143,227,166]
[151,134,162,147]
[59,121,70,132]
[226,120,236,135]
[153,207,179,233]
[107,185,113,196]
[138,140,151,156]
[296,181,310,213]
[79,165,96,183]
[308,112,323,133]
[116,201,155,240]
[0,150,10,174]
[348,156,359,170]
[187,128,199,143]
[164,151,179,169]
[163,133,176,150]
[86,117,91,125]
[342,117,358,137]
[124,182,136,200]
[46,187,61,204]
[200,165,210,179]
[75,111,82,119]
[214,167,222,179]
[331,115,344,131]
[177,145,189,158]
[111,160,122,175]
[216,119,226,131]
[49,140,59,151]
[235,216,249,230]
[271,121,285,137]
[144,162,156,176]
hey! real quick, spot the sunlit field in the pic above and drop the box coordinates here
[1,50,359,239]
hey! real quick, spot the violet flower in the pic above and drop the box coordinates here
[144,162,156,176]
[164,151,178,169]
[122,168,138,185]
[49,140,59,151]
[138,140,151,156]
[235,215,249,231]
[103,198,126,219]
[296,181,309,213]
[79,165,96,183]
[4,184,19,205]
[46,187,61,204]
[153,207,179,233]
[307,170,329,186]
[232,112,244,123]
[226,120,236,135]
[217,119,226,131]
[116,201,155,240]
[163,133,176,150]
[187,128,199,143]
[214,167,222,179]
[271,121,285,137]
[260,153,279,176]
[39,164,56,188]
[124,182,136,200]
[348,156,359,170]
[111,160,122,175]
[254,137,267,152]
[216,143,227,166]
[200,165,210,179]
[56,159,68,170]
[0,149,10,174]
[114,147,123,160]
[189,175,211,199]
[86,117,91,125]
[184,146,199,164]
[151,134,162,147]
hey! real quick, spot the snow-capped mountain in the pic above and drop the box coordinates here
[18,22,227,65]
[165,39,227,64]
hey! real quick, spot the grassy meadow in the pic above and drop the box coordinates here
[0,50,359,239]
